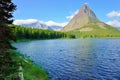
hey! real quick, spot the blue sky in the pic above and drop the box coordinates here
[13,0,120,27]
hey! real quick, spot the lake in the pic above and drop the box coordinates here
[13,39,120,80]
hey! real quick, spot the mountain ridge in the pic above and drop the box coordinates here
[14,21,63,31]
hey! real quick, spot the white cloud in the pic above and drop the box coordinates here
[13,19,68,27]
[45,21,68,27]
[13,19,38,25]
[107,11,120,18]
[106,20,120,28]
[66,9,79,19]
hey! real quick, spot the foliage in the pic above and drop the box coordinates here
[0,0,16,49]
[0,24,16,49]
[7,50,49,80]
[0,0,17,79]
[0,0,16,24]
[0,0,16,48]
[13,25,75,40]
[0,50,18,79]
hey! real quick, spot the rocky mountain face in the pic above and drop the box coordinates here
[63,4,112,31]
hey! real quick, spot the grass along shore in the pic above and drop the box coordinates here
[7,50,49,80]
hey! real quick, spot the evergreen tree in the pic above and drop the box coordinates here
[0,0,16,49]
[0,0,16,24]
[0,0,17,79]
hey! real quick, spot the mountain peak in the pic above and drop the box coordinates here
[63,4,99,31]
[82,4,90,9]
[81,4,98,20]
[82,4,91,13]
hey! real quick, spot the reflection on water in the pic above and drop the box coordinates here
[13,39,120,80]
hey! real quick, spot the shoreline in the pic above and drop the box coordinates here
[8,50,49,80]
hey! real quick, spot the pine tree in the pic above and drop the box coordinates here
[0,0,17,79]
[0,0,16,49]
[0,0,16,24]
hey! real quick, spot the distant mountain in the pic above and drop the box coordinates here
[48,25,63,31]
[63,4,119,32]
[17,21,63,31]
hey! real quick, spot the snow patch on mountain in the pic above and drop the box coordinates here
[13,19,68,31]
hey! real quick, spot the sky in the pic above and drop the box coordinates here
[13,0,120,28]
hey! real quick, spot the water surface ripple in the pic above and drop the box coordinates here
[13,39,120,80]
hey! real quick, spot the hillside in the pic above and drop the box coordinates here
[69,22,120,38]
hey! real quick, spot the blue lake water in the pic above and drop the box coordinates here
[13,39,120,80]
